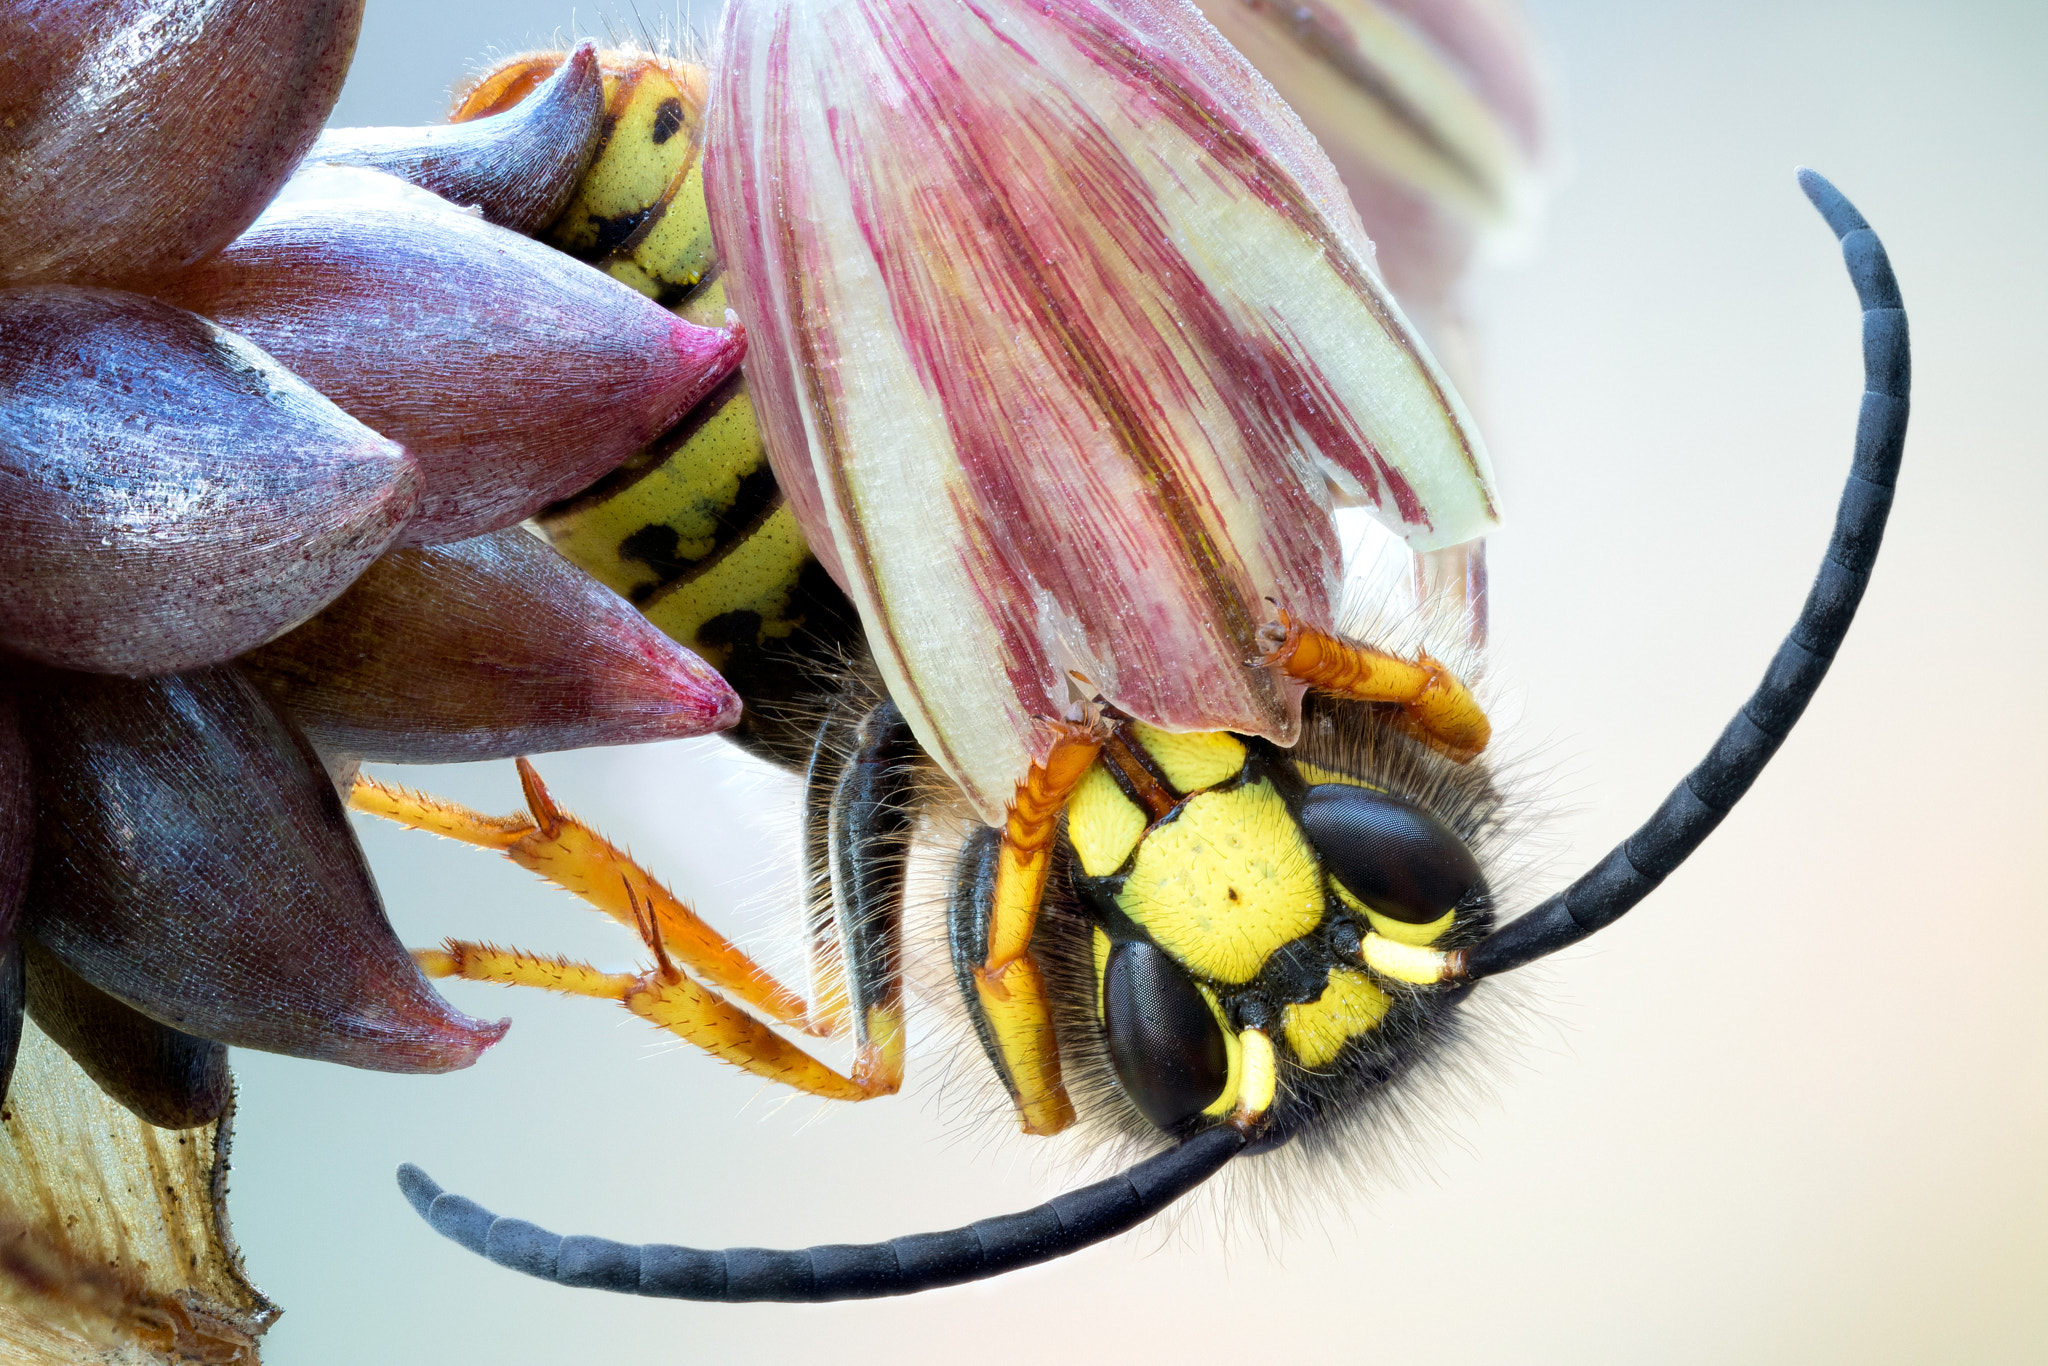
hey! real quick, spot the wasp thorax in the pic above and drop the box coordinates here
[1049,707,1499,1146]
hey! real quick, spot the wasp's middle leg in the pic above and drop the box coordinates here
[817,696,923,1097]
[354,762,893,1102]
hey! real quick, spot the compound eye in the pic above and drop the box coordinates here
[1102,940,1229,1132]
[1298,785,1482,924]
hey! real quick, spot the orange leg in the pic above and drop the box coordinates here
[356,763,903,1100]
[983,720,1105,970]
[969,720,1105,1136]
[1258,610,1491,760]
[354,760,808,1029]
[415,892,887,1101]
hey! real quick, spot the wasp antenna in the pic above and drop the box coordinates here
[1465,170,1909,980]
[394,1126,1245,1302]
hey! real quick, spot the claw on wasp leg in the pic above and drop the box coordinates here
[1257,608,1490,760]
[411,896,895,1103]
[623,879,683,988]
[352,761,811,1032]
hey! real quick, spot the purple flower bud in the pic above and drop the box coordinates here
[23,938,230,1130]
[0,287,419,676]
[0,687,28,941]
[0,0,365,286]
[0,686,27,1096]
[243,527,741,762]
[154,183,746,545]
[307,41,605,234]
[19,665,506,1074]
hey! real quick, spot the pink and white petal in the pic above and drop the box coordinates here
[1192,0,1550,314]
[707,0,1495,819]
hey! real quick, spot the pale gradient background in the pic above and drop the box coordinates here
[226,2,2047,1362]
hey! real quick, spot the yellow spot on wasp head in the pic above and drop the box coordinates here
[1281,969,1392,1069]
[1198,985,1244,1118]
[1330,878,1456,946]
[1291,759,1384,791]
[1129,722,1246,794]
[1091,926,1112,1022]
[1117,781,1322,985]
[1068,763,1147,877]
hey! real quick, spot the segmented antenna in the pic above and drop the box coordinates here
[1465,169,1909,980]
[396,1124,1245,1302]
[391,171,1907,1299]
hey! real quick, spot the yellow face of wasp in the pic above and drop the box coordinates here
[1061,713,1489,1137]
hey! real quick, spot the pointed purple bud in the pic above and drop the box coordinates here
[152,180,745,545]
[19,665,506,1073]
[243,528,740,762]
[0,287,418,676]
[24,937,229,1129]
[0,687,26,1098]
[0,688,28,940]
[0,0,365,286]
[307,41,604,233]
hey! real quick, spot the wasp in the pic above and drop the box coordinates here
[328,34,1913,1304]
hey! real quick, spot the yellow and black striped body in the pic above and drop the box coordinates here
[457,51,862,765]
[454,50,717,306]
[535,358,860,765]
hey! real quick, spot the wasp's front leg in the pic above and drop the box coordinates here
[809,696,926,1096]
[1258,609,1491,760]
[957,720,1106,1137]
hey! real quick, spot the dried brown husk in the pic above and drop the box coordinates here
[0,1022,276,1364]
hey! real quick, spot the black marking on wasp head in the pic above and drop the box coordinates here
[1030,694,1507,1178]
[398,170,1907,1302]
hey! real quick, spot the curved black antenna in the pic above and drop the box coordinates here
[1465,169,1908,981]
[396,1124,1246,1302]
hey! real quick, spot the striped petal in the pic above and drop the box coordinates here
[1193,0,1549,312]
[706,0,1496,820]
